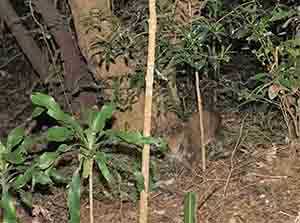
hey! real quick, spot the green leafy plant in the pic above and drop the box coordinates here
[30,92,162,223]
[174,18,231,77]
[81,8,146,71]
[232,2,300,139]
[157,0,231,79]
[0,127,33,223]
[67,170,80,223]
[153,1,232,111]
[0,121,79,222]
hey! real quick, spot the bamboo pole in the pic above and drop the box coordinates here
[195,71,206,171]
[139,0,157,222]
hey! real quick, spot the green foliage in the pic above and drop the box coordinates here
[0,127,33,222]
[184,192,197,223]
[67,170,80,223]
[30,92,163,220]
[229,1,300,137]
[31,92,161,181]
[12,142,71,191]
[94,151,113,183]
[156,0,232,83]
[1,192,17,223]
[80,8,146,71]
[232,2,300,100]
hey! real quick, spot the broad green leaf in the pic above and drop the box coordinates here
[12,142,27,155]
[80,106,98,127]
[270,7,293,22]
[6,127,24,151]
[19,190,32,209]
[46,127,74,142]
[191,62,206,71]
[95,152,113,183]
[33,171,53,185]
[32,93,81,136]
[86,128,97,146]
[20,137,34,152]
[1,192,17,223]
[2,150,25,164]
[67,170,80,223]
[0,140,6,170]
[252,73,269,81]
[37,152,59,169]
[149,160,158,190]
[13,166,35,189]
[184,192,197,223]
[57,144,73,153]
[62,115,81,130]
[31,92,61,113]
[106,130,160,147]
[46,107,71,123]
[82,158,91,179]
[47,110,85,140]
[133,171,144,193]
[279,78,292,89]
[31,107,45,118]
[48,168,69,184]
[104,129,141,144]
[90,104,115,133]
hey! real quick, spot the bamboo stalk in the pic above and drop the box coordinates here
[139,0,157,222]
[195,71,206,171]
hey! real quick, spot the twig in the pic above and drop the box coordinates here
[0,53,22,69]
[223,115,247,196]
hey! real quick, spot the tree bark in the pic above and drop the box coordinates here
[32,0,99,113]
[68,0,108,64]
[68,0,134,80]
[32,0,92,91]
[0,0,49,81]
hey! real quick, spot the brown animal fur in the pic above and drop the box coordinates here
[111,95,222,166]
[166,111,222,165]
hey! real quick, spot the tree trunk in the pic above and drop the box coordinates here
[33,0,92,91]
[68,0,134,80]
[32,0,99,113]
[0,0,49,81]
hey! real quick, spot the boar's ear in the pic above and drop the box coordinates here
[166,130,185,154]
[157,112,168,129]
[167,111,180,124]
[158,111,180,128]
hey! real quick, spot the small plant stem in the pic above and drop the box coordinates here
[223,115,246,196]
[139,0,157,222]
[89,160,94,223]
[195,71,206,171]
